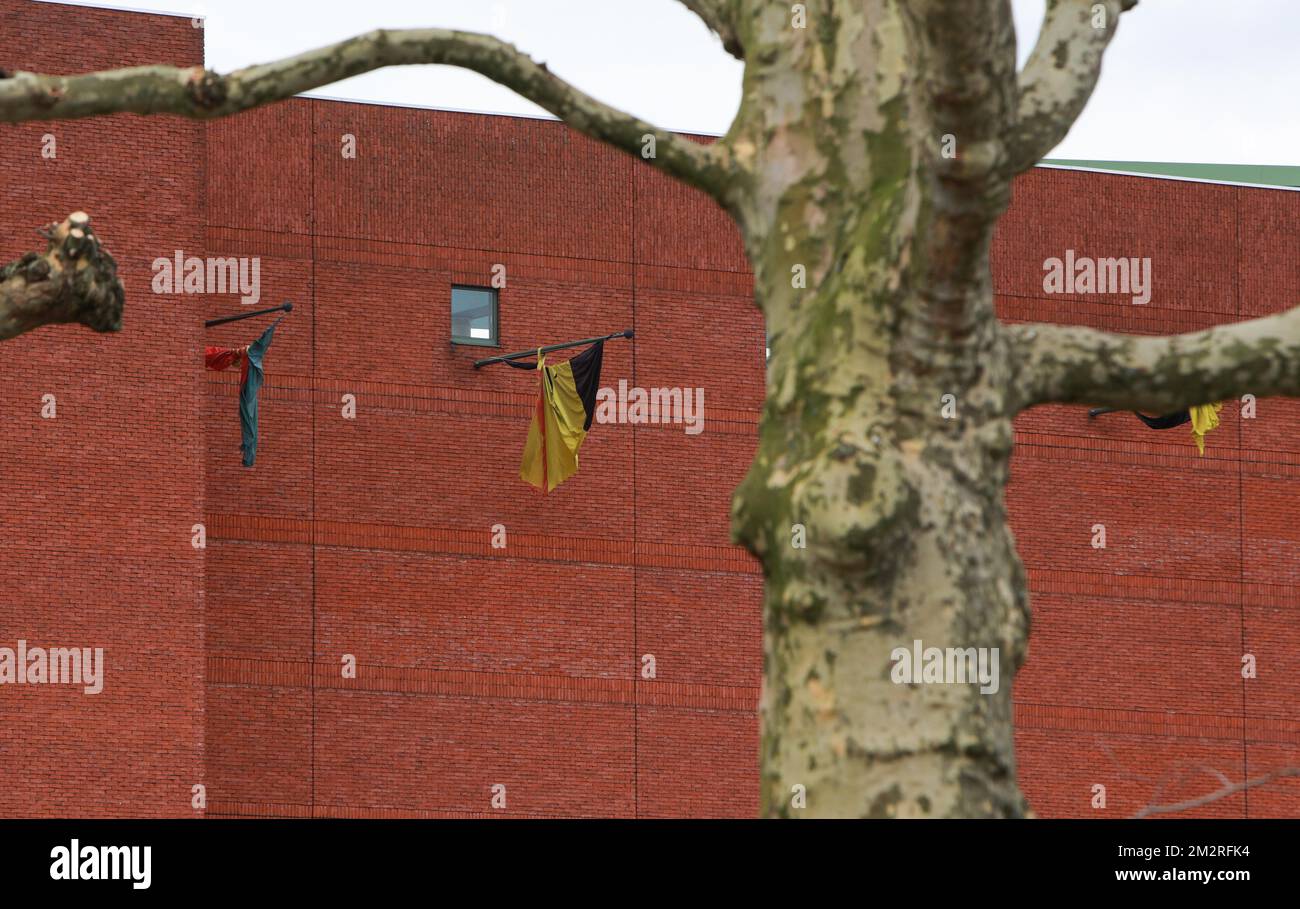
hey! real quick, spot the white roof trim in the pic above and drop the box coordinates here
[302,91,725,139]
[32,0,200,20]
[25,2,1299,188]
[1035,163,1300,193]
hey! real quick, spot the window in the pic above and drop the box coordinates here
[451,286,498,346]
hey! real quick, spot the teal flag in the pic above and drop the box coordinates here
[238,316,282,467]
[205,315,283,468]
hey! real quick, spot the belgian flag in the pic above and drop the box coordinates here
[516,340,604,492]
[1133,402,1222,455]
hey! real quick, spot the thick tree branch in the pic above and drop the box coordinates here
[677,0,744,59]
[1005,307,1300,413]
[0,28,738,202]
[891,1,1018,392]
[1006,0,1136,174]
[0,213,123,342]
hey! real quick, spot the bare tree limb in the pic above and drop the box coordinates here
[1134,766,1300,819]
[0,213,123,342]
[1146,764,1230,812]
[0,28,738,202]
[677,0,744,59]
[1098,739,1157,785]
[1005,0,1137,175]
[1005,306,1300,414]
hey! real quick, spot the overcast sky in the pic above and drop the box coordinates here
[54,0,1300,164]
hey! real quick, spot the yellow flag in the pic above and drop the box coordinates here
[519,342,605,492]
[1189,403,1222,456]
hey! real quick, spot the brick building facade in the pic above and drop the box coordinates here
[1,0,1297,818]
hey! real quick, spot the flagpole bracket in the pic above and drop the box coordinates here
[205,300,293,329]
[473,328,633,369]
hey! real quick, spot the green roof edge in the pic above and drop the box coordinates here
[1039,159,1300,189]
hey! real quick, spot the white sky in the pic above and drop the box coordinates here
[47,0,1300,164]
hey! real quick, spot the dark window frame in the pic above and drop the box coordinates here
[450,285,500,347]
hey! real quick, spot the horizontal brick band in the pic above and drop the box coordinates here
[207,656,759,712]
[206,655,1296,743]
[205,225,753,296]
[206,513,761,574]
[1024,567,1296,609]
[205,226,312,260]
[998,294,1239,330]
[207,800,604,819]
[1014,430,1244,467]
[206,372,762,433]
[1026,568,1240,607]
[1015,702,1300,746]
[1016,430,1300,479]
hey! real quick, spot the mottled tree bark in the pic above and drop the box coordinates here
[724,0,1031,818]
[0,212,123,341]
[7,0,1300,816]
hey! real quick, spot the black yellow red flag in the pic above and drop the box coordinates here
[518,341,604,492]
[1133,402,1222,455]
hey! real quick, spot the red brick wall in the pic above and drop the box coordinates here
[999,171,1300,817]
[201,97,762,818]
[0,0,206,817]
[5,0,1299,819]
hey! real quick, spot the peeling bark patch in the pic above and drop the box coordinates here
[868,784,904,818]
[37,82,63,107]
[187,68,229,109]
[847,460,877,502]
[958,758,1027,818]
[1051,39,1070,69]
[26,258,50,281]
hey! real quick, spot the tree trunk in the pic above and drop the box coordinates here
[27,0,1292,817]
[728,0,1030,817]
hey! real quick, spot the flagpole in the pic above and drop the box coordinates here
[472,328,633,368]
[205,301,293,328]
[1088,407,1122,418]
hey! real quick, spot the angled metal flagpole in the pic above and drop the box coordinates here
[473,328,633,368]
[205,301,293,328]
